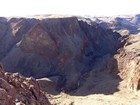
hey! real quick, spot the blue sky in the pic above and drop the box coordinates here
[0,0,140,16]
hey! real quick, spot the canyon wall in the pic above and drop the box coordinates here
[0,16,121,91]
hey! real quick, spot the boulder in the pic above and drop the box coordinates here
[0,64,51,105]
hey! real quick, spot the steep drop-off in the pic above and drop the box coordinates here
[1,15,140,105]
[0,16,121,91]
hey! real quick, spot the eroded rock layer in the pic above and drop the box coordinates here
[0,64,50,105]
[113,34,140,93]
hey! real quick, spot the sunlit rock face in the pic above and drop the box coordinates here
[0,16,121,90]
[114,34,140,79]
[0,64,51,105]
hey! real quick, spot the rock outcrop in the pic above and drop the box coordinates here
[0,64,51,105]
[113,34,140,94]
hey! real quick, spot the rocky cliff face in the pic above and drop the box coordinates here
[78,14,140,94]
[0,64,50,105]
[113,34,140,93]
[0,16,121,91]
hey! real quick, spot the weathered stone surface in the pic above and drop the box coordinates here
[0,64,51,105]
[0,88,8,99]
[105,33,140,94]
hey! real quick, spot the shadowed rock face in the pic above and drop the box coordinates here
[0,16,121,91]
[20,17,85,60]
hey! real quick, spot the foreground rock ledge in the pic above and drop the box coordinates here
[0,64,51,105]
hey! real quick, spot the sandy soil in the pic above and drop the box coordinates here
[47,91,140,105]
[39,71,140,105]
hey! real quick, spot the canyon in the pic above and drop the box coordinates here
[0,14,140,104]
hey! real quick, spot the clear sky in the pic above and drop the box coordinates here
[0,0,140,17]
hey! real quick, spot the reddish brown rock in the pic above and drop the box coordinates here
[0,64,51,105]
[0,16,120,92]
[0,88,8,99]
[0,18,122,105]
